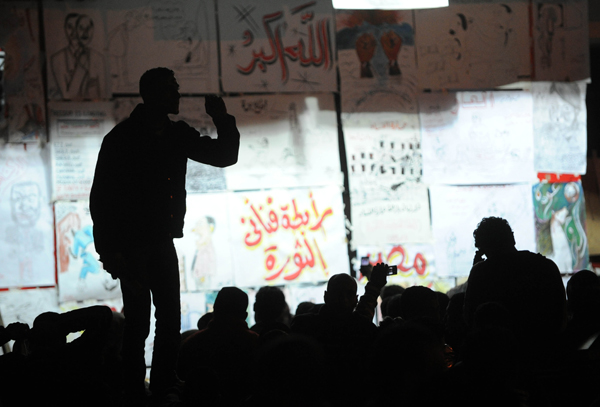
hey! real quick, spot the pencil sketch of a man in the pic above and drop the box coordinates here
[50,13,107,100]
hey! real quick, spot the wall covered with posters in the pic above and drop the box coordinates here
[0,0,592,329]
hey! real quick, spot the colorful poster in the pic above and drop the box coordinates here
[429,184,536,277]
[48,102,114,201]
[218,0,337,93]
[342,108,431,245]
[174,192,235,292]
[356,243,435,286]
[0,144,55,288]
[1,2,46,143]
[533,1,590,82]
[533,180,589,272]
[44,6,109,100]
[533,81,587,175]
[336,10,418,114]
[419,91,535,185]
[55,201,121,303]
[231,186,349,288]
[415,3,531,89]
[105,0,219,94]
[224,94,341,190]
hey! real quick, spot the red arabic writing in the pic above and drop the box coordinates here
[361,245,429,279]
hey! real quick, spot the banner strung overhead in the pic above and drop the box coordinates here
[429,184,536,277]
[420,91,535,185]
[218,0,337,93]
[231,186,349,287]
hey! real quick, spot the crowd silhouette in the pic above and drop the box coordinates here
[2,217,600,407]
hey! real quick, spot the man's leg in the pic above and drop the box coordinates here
[148,240,181,396]
[120,271,152,403]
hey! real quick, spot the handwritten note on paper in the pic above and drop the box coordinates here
[0,144,55,288]
[219,0,337,93]
[419,91,536,185]
[342,108,431,245]
[173,192,235,292]
[533,81,587,175]
[55,201,121,303]
[49,102,114,201]
[105,0,220,94]
[223,94,341,190]
[429,184,536,277]
[533,1,590,82]
[415,3,531,90]
[336,10,418,114]
[231,186,349,288]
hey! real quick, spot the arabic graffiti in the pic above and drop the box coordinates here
[236,1,333,84]
[240,191,333,282]
[360,245,430,280]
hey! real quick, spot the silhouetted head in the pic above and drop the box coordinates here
[213,287,248,321]
[473,217,516,259]
[139,67,180,114]
[381,284,405,300]
[197,312,213,330]
[386,293,403,318]
[30,311,65,351]
[254,286,287,323]
[398,286,439,321]
[295,301,316,316]
[324,273,358,313]
[566,270,600,317]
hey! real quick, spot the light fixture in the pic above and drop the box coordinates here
[332,0,449,10]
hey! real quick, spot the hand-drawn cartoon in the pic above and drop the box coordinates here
[380,31,402,76]
[191,216,217,289]
[356,33,377,78]
[50,13,107,100]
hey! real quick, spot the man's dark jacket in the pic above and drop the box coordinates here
[89,103,239,257]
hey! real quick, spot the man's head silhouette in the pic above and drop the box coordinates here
[324,273,358,314]
[139,67,180,115]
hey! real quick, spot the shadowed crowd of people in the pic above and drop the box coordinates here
[1,217,600,407]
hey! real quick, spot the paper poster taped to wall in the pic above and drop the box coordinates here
[533,179,589,272]
[0,144,55,288]
[55,201,121,303]
[174,192,235,292]
[342,109,431,244]
[44,6,109,100]
[420,91,535,185]
[224,94,341,190]
[429,184,536,277]
[415,3,531,89]
[533,1,590,82]
[336,10,418,114]
[0,287,59,333]
[181,292,208,332]
[219,0,337,93]
[48,102,114,201]
[533,81,587,175]
[231,186,349,288]
[1,3,46,143]
[105,0,219,94]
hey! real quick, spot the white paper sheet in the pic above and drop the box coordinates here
[219,0,337,93]
[0,144,55,288]
[180,292,208,332]
[532,81,587,174]
[415,3,531,89]
[1,3,46,142]
[342,109,431,244]
[105,0,220,94]
[337,10,419,113]
[44,7,110,100]
[419,91,536,185]
[174,192,235,292]
[55,201,121,303]
[429,184,536,277]
[533,1,590,82]
[0,287,59,330]
[224,94,342,190]
[230,186,349,288]
[48,102,114,201]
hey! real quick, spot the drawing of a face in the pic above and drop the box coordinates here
[483,5,514,46]
[11,181,41,227]
[549,82,581,131]
[64,13,79,47]
[76,15,94,47]
[193,216,215,247]
[448,14,468,61]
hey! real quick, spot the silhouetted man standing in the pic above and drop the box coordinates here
[90,67,239,406]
